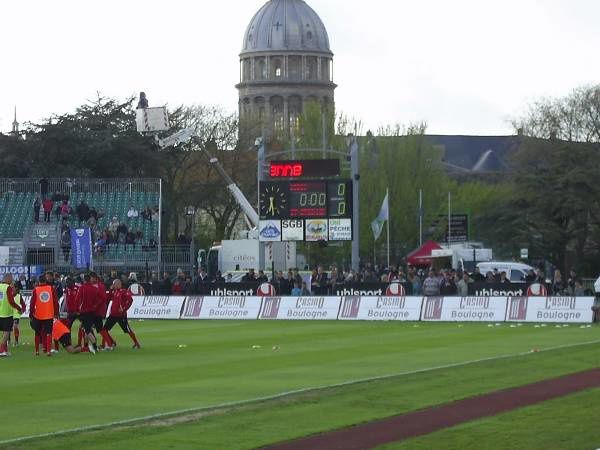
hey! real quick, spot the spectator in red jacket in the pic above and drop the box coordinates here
[42,198,54,222]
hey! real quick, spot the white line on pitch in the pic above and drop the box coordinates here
[1,338,599,447]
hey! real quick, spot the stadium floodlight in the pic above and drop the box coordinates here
[157,128,194,149]
[136,106,169,133]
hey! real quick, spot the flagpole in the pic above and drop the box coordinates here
[386,187,390,269]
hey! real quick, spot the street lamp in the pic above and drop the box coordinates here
[185,206,196,272]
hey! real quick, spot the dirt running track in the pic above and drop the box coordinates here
[262,368,600,450]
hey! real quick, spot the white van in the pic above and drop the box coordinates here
[476,262,534,283]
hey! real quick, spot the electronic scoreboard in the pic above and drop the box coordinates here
[258,168,353,242]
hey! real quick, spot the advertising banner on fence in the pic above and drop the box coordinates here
[468,282,548,297]
[195,283,260,296]
[338,296,423,321]
[0,265,43,277]
[421,296,508,322]
[334,283,413,296]
[259,297,341,320]
[506,296,595,323]
[180,296,262,320]
[127,296,185,319]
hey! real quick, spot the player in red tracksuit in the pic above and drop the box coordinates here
[90,272,112,349]
[103,279,140,349]
[76,274,101,354]
[63,277,80,327]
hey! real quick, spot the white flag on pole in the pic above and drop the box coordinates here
[371,191,389,240]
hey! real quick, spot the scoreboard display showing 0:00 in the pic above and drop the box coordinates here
[259,180,352,220]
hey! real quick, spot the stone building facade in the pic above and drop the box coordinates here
[236,0,336,137]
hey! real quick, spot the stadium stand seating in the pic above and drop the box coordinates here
[0,179,161,261]
[0,192,35,238]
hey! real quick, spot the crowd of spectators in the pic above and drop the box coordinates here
[33,194,160,260]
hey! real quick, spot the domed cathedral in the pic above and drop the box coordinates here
[236,0,336,139]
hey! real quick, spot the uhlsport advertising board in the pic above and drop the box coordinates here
[421,296,508,322]
[180,296,262,320]
[505,296,595,323]
[128,296,185,319]
[338,296,423,321]
[259,297,341,320]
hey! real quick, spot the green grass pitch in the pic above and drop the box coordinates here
[1,320,599,449]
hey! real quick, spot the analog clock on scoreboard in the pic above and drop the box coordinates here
[259,182,289,219]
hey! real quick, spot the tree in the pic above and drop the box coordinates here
[159,105,259,242]
[513,84,600,143]
[18,95,160,178]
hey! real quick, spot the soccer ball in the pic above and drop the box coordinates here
[385,282,406,297]
[257,283,276,297]
[527,283,547,297]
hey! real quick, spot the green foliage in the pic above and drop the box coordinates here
[359,129,448,260]
[297,100,336,149]
[482,138,600,272]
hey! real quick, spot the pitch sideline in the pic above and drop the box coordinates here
[1,338,599,447]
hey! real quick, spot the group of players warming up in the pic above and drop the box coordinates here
[0,271,140,357]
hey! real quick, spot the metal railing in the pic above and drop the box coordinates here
[0,178,160,195]
[46,244,194,277]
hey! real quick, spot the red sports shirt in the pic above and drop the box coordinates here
[108,289,133,318]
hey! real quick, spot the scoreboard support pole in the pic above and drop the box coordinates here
[258,137,266,271]
[350,136,360,272]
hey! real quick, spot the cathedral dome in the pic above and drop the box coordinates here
[241,0,332,55]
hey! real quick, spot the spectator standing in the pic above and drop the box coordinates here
[128,273,145,296]
[409,273,422,295]
[76,200,90,225]
[471,266,485,282]
[312,266,328,295]
[440,272,457,296]
[552,270,566,295]
[42,198,53,222]
[33,197,41,223]
[38,178,49,199]
[161,272,172,295]
[60,226,71,262]
[422,270,441,296]
[60,200,71,221]
[567,270,577,295]
[457,273,472,296]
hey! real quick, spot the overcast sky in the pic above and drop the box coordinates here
[2,0,599,135]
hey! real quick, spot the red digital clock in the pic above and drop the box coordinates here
[269,159,340,178]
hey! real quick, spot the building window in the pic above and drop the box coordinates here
[272,57,283,78]
[306,56,317,80]
[255,58,266,80]
[288,56,301,80]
